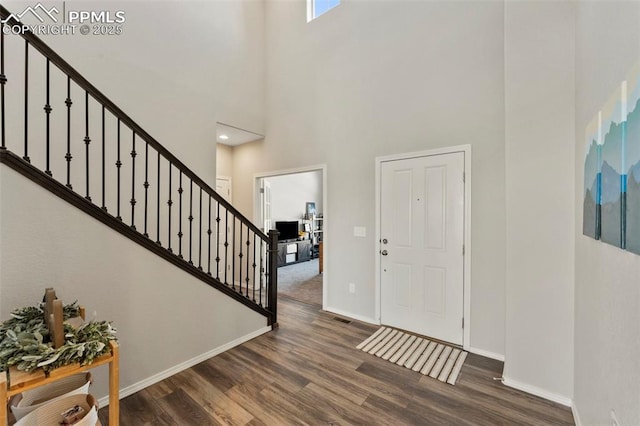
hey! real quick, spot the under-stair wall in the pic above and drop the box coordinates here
[0,164,270,402]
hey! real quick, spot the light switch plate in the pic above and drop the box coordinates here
[354,226,366,237]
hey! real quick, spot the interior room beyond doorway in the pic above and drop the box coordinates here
[256,168,326,307]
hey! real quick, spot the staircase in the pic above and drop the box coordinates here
[0,6,278,326]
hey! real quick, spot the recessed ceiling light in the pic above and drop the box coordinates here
[219,134,229,140]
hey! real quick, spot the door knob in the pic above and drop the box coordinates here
[381,250,388,256]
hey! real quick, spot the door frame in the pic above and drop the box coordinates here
[253,164,328,309]
[375,145,471,350]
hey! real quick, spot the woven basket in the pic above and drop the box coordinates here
[10,372,92,420]
[15,393,98,426]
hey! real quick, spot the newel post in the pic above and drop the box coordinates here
[267,229,279,328]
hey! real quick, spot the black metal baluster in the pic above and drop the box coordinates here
[23,40,29,162]
[216,202,221,280]
[259,238,264,306]
[265,256,270,309]
[64,77,72,189]
[246,228,251,298]
[115,120,121,220]
[252,234,257,302]
[156,152,161,245]
[167,163,173,253]
[224,209,229,285]
[198,187,203,270]
[143,142,149,237]
[101,106,106,210]
[178,171,183,258]
[188,179,194,265]
[130,133,137,229]
[0,22,6,150]
[84,91,91,201]
[232,218,236,290]
[44,59,51,175]
[239,220,243,294]
[207,196,212,276]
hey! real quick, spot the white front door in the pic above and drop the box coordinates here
[380,152,465,345]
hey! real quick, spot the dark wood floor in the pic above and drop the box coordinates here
[99,297,574,425]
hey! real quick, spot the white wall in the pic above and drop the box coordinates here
[265,170,323,221]
[0,166,268,401]
[233,0,506,355]
[574,2,640,424]
[504,1,575,403]
[217,143,234,178]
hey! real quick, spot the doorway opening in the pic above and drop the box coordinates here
[255,165,327,308]
[375,146,471,349]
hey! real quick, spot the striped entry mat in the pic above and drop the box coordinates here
[356,326,468,385]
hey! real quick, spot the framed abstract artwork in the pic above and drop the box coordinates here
[583,117,601,240]
[625,65,640,254]
[599,84,625,248]
[583,61,640,256]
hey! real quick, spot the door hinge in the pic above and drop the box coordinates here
[462,318,464,329]
[463,172,466,183]
[462,244,465,256]
[260,188,265,194]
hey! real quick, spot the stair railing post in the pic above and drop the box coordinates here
[0,21,6,150]
[267,229,279,327]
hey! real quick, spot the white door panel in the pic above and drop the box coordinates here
[380,152,464,345]
[262,180,272,233]
[216,178,232,203]
[257,179,272,297]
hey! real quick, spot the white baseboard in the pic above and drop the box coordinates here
[97,325,271,407]
[502,376,572,407]
[571,401,582,426]
[323,306,379,325]
[466,345,505,362]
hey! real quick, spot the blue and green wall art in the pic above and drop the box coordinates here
[584,63,640,255]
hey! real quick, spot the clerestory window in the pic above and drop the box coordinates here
[307,0,340,22]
